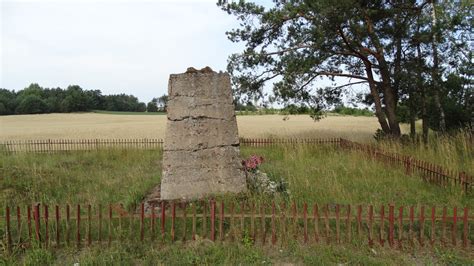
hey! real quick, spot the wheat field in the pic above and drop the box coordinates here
[0,113,382,142]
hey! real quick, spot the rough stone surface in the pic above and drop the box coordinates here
[160,67,246,200]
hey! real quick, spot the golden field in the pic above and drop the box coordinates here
[0,113,383,142]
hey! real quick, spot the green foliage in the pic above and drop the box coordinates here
[1,83,150,115]
[333,105,373,117]
[15,95,49,114]
[146,100,158,112]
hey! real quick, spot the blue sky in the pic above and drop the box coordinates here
[1,0,250,102]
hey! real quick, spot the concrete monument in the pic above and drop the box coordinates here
[160,67,246,200]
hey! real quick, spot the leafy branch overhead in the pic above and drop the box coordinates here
[218,0,472,138]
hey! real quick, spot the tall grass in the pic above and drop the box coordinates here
[376,131,473,175]
[2,145,471,208]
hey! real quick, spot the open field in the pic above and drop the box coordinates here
[1,146,473,264]
[0,113,383,142]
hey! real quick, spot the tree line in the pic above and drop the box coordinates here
[219,0,473,141]
[0,84,168,115]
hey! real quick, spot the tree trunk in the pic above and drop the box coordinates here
[364,63,391,134]
[417,43,429,144]
[379,63,401,137]
[430,0,446,133]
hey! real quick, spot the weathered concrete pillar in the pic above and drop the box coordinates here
[160,67,246,200]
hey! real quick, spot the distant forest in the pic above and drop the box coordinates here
[0,83,167,115]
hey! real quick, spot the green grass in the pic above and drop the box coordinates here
[2,146,471,208]
[4,241,473,265]
[92,110,166,115]
[1,143,473,264]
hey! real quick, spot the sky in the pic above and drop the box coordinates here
[1,0,252,102]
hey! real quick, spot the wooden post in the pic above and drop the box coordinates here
[76,204,80,248]
[6,206,12,253]
[27,206,32,244]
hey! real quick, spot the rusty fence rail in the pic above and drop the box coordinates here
[2,201,472,253]
[0,137,471,192]
[0,138,341,153]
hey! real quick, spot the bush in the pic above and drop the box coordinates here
[15,95,49,114]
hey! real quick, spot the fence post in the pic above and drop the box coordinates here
[210,200,216,242]
[405,157,412,175]
[27,206,32,244]
[6,206,12,253]
[76,204,81,248]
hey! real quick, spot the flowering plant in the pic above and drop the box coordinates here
[243,155,264,172]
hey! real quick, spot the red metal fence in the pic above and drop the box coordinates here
[339,139,473,193]
[2,201,472,252]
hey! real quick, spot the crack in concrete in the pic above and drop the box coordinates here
[167,116,233,122]
[164,142,240,152]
